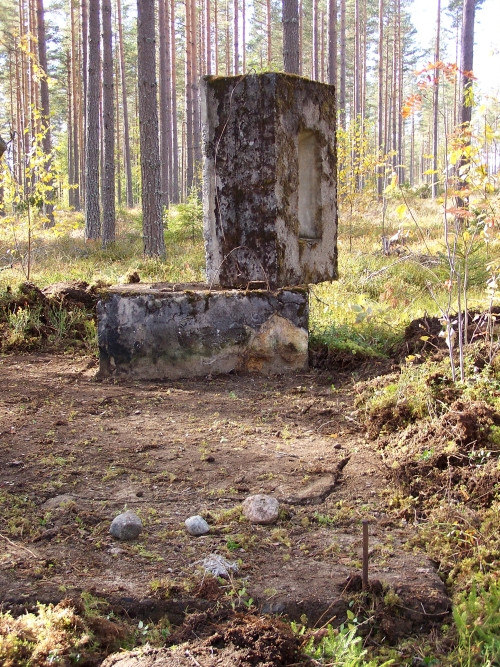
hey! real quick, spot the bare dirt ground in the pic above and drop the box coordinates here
[0,354,451,661]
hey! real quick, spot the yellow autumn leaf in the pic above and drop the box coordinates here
[396,204,406,218]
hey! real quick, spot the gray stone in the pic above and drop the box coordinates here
[284,474,337,505]
[201,72,338,289]
[196,553,239,578]
[185,515,210,536]
[110,511,143,541]
[242,494,280,524]
[41,494,75,510]
[98,284,308,380]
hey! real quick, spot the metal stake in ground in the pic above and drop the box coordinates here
[362,520,369,590]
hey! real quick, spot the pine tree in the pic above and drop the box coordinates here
[137,0,165,256]
[102,0,115,244]
[85,0,101,240]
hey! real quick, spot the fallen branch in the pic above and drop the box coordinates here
[0,532,39,558]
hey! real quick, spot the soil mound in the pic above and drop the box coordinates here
[101,615,303,667]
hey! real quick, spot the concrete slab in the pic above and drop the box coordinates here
[97,283,308,380]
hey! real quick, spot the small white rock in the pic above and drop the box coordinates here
[197,554,238,578]
[110,511,143,540]
[185,515,210,536]
[242,494,279,524]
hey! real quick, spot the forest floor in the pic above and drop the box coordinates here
[0,351,454,665]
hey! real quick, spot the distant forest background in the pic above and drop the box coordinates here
[0,0,497,253]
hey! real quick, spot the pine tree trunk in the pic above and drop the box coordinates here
[81,0,88,204]
[377,0,384,199]
[242,0,245,72]
[397,0,404,184]
[171,0,180,202]
[159,0,170,205]
[460,0,475,127]
[233,0,239,74]
[320,10,325,81]
[70,0,81,210]
[312,0,318,79]
[354,0,360,119]
[85,0,101,240]
[164,0,173,200]
[282,0,299,74]
[339,0,346,127]
[185,0,194,191]
[206,0,212,73]
[67,52,74,209]
[214,0,219,73]
[116,0,134,208]
[101,0,115,244]
[298,0,302,74]
[327,0,336,86]
[36,0,55,226]
[115,56,122,207]
[266,0,272,68]
[137,0,165,256]
[191,0,202,169]
[457,0,476,210]
[432,0,440,199]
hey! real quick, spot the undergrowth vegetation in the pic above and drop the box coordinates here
[0,594,170,667]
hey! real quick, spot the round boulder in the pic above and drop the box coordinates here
[185,515,210,536]
[110,511,143,540]
[242,494,279,525]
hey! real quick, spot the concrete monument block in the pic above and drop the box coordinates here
[98,283,308,380]
[202,72,338,289]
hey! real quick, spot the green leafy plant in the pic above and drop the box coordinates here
[296,615,394,667]
[453,582,500,666]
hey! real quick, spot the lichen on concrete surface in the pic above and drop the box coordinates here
[201,72,338,290]
[98,283,308,379]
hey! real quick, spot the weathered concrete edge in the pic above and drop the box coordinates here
[97,285,309,380]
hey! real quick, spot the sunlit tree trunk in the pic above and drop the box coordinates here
[101,0,115,244]
[185,0,194,190]
[171,0,180,202]
[116,0,134,207]
[397,0,404,184]
[266,0,272,68]
[282,0,299,74]
[299,0,302,74]
[460,0,475,128]
[115,56,122,207]
[214,0,219,73]
[456,0,476,211]
[339,0,346,127]
[137,0,165,256]
[85,0,101,240]
[191,0,201,170]
[159,0,171,205]
[36,0,55,225]
[70,0,81,210]
[432,0,440,199]
[242,0,245,72]
[377,0,384,199]
[234,0,239,74]
[353,0,360,120]
[327,0,336,86]
[81,0,88,202]
[312,0,318,79]
[206,0,212,73]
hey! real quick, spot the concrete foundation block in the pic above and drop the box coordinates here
[202,72,338,289]
[98,284,308,380]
